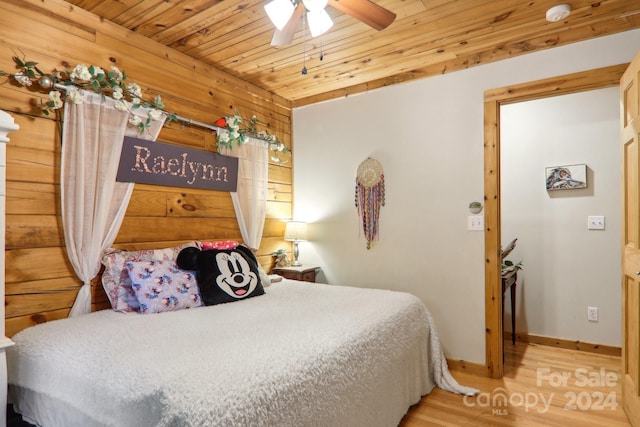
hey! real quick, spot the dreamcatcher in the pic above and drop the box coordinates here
[355,157,385,249]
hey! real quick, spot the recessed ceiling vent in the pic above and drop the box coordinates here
[546,4,571,22]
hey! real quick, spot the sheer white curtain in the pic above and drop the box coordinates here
[62,91,165,317]
[220,137,269,250]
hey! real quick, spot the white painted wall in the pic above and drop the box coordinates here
[292,30,640,364]
[501,88,621,346]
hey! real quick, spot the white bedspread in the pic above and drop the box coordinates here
[8,280,476,427]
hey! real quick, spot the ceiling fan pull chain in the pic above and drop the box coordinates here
[320,37,324,61]
[302,9,308,75]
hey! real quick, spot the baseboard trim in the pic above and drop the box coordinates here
[446,358,490,377]
[504,331,621,357]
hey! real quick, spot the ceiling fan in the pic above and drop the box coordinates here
[265,0,396,46]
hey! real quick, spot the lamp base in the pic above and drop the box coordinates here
[291,241,301,267]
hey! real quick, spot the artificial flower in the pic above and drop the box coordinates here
[228,115,241,128]
[67,90,83,104]
[70,64,92,81]
[148,109,163,121]
[128,82,142,98]
[112,87,124,100]
[91,66,105,77]
[128,115,142,126]
[48,91,63,109]
[109,66,123,82]
[217,131,230,144]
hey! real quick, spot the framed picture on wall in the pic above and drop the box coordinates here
[545,164,587,190]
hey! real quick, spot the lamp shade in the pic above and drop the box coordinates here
[284,221,308,242]
[306,8,333,37]
[264,0,295,30]
[302,0,327,12]
[302,0,332,37]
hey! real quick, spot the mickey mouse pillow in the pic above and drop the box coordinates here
[176,244,265,306]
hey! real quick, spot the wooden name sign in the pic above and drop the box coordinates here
[117,136,238,192]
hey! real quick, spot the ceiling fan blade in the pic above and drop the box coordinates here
[271,3,305,46]
[329,0,396,31]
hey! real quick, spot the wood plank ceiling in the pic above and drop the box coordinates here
[67,0,640,106]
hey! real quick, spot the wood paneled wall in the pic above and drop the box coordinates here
[0,0,293,337]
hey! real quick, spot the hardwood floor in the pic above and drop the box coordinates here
[400,341,630,426]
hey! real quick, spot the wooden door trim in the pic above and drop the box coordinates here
[483,64,628,378]
[620,52,640,427]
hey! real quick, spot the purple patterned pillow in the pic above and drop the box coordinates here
[125,260,202,314]
[101,242,199,312]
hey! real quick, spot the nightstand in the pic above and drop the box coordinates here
[271,266,320,283]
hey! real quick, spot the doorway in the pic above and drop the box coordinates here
[483,64,628,378]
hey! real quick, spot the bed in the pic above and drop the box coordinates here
[7,275,475,426]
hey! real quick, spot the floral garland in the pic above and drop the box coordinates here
[0,56,173,133]
[213,112,290,162]
[0,55,289,158]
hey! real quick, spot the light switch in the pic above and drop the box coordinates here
[468,215,484,231]
[587,216,605,230]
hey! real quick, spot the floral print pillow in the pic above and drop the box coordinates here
[125,260,202,314]
[101,242,199,312]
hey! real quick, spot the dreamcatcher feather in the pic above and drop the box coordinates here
[355,157,385,249]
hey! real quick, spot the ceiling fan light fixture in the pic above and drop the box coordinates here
[302,0,328,12]
[307,8,333,37]
[265,0,296,30]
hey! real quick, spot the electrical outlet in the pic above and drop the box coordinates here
[467,215,483,231]
[587,216,605,230]
[587,306,599,322]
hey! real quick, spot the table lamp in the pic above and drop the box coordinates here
[284,221,307,267]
